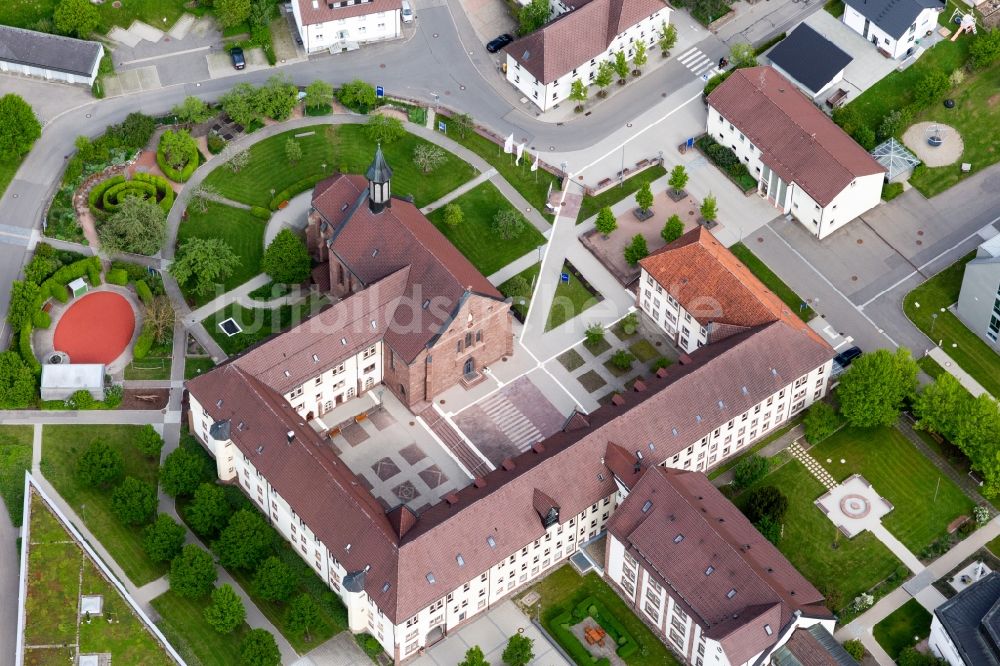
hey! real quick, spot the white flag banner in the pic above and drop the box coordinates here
[503,133,514,154]
[531,153,539,171]
[515,142,525,164]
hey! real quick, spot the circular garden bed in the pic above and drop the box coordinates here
[87,173,175,220]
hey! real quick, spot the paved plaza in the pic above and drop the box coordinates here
[815,474,893,539]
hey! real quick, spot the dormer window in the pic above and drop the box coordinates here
[727,588,737,599]
[705,566,714,575]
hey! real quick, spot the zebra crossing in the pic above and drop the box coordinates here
[479,393,543,453]
[677,47,723,79]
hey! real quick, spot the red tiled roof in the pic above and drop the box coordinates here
[186,320,834,624]
[639,227,825,345]
[313,174,503,362]
[296,0,401,25]
[506,0,668,84]
[706,66,885,206]
[608,466,830,665]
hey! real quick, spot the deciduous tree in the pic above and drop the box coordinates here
[661,214,684,244]
[613,51,630,84]
[700,194,718,223]
[262,229,311,285]
[623,234,649,266]
[169,544,217,599]
[76,440,124,488]
[658,22,678,56]
[837,348,918,428]
[0,352,37,409]
[803,401,841,444]
[111,477,157,526]
[595,207,617,237]
[214,509,275,570]
[492,209,525,240]
[286,594,320,642]
[668,165,688,196]
[143,514,187,563]
[255,75,298,121]
[569,79,588,112]
[144,296,175,345]
[413,144,446,173]
[459,646,490,666]
[172,96,213,124]
[338,80,377,112]
[249,0,276,27]
[160,129,197,170]
[221,84,260,127]
[502,634,534,666]
[191,183,221,213]
[253,556,297,602]
[742,485,788,524]
[970,28,1000,69]
[732,454,769,490]
[303,80,334,110]
[204,584,246,634]
[99,196,166,256]
[443,203,464,227]
[451,112,474,138]
[755,515,781,545]
[635,181,653,213]
[595,61,615,97]
[170,237,241,298]
[631,41,647,75]
[215,0,252,28]
[241,629,281,666]
[285,138,303,165]
[365,114,405,143]
[0,95,42,158]
[729,42,757,69]
[187,483,232,538]
[54,0,99,38]
[518,0,550,35]
[160,446,209,498]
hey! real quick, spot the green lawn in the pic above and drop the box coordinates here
[439,126,560,219]
[175,201,267,306]
[0,0,197,33]
[811,426,974,553]
[25,493,174,664]
[518,565,680,666]
[988,535,1000,558]
[204,124,474,209]
[124,334,173,381]
[904,252,1000,397]
[844,39,970,134]
[729,243,815,322]
[873,598,932,659]
[499,263,541,320]
[738,459,903,612]
[917,354,947,381]
[576,166,667,224]
[427,182,545,276]
[0,425,33,526]
[40,425,167,586]
[203,295,327,355]
[0,155,24,200]
[546,262,601,331]
[152,590,248,666]
[909,60,1000,196]
[185,356,216,379]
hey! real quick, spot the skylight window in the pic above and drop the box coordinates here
[422,299,431,309]
[371,320,377,330]
[726,588,737,599]
[382,582,391,593]
[284,370,291,377]
[641,500,653,513]
[741,386,749,395]
[216,399,223,408]
[764,624,773,636]
[341,337,347,345]
[672,428,678,436]
[456,554,465,567]
[313,354,320,362]
[426,573,436,584]
[705,566,715,576]
[487,535,497,549]
[673,534,684,544]
[256,445,264,454]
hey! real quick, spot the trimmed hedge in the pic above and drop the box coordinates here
[550,611,611,666]
[32,310,51,329]
[134,172,175,214]
[19,325,39,372]
[133,322,155,360]
[49,282,70,304]
[696,135,757,191]
[106,268,129,286]
[268,175,326,210]
[136,279,154,306]
[249,206,272,220]
[156,130,200,183]
[88,175,126,217]
[89,173,174,219]
[571,596,638,659]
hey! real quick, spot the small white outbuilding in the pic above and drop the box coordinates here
[41,364,105,401]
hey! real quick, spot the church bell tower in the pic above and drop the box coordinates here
[366,144,392,213]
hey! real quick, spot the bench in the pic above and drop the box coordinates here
[635,158,650,168]
[826,88,849,109]
[597,178,613,189]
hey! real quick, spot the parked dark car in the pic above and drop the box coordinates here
[833,346,863,369]
[486,34,513,53]
[230,47,246,70]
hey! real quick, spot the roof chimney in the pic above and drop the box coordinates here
[531,442,545,454]
[473,477,486,488]
[501,458,516,471]
[611,394,625,407]
[632,379,646,392]
[287,430,295,444]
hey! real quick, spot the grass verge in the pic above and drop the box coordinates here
[498,263,541,321]
[546,262,601,331]
[729,243,815,322]
[152,590,248,666]
[203,295,327,356]
[873,598,932,659]
[0,425,33,526]
[576,166,667,224]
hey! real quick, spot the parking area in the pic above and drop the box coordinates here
[459,0,517,46]
[206,47,270,78]
[102,66,162,96]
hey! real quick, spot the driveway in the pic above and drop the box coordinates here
[457,0,516,48]
[409,600,571,666]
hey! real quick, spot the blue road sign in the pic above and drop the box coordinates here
[376,85,384,98]
[560,273,570,283]
[438,120,447,132]
[686,137,694,148]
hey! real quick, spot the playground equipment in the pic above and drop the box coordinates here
[950,10,978,40]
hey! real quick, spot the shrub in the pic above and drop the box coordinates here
[492,208,525,240]
[249,206,272,220]
[355,633,383,659]
[338,79,378,112]
[49,282,69,303]
[610,349,634,371]
[105,268,128,286]
[76,440,124,488]
[732,454,769,490]
[88,175,126,218]
[19,325,39,372]
[135,279,154,305]
[156,129,200,182]
[843,639,865,661]
[133,172,175,214]
[269,175,326,210]
[170,545,217,599]
[742,485,788,524]
[364,115,405,144]
[111,476,157,526]
[262,229,311,285]
[32,310,51,329]
[133,323,155,360]
[585,324,605,346]
[623,234,648,266]
[803,401,840,444]
[0,350,38,408]
[207,132,227,154]
[143,514,186,563]
[443,203,464,227]
[882,182,904,201]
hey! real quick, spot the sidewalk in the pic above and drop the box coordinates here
[710,424,804,487]
[927,346,990,397]
[420,168,497,214]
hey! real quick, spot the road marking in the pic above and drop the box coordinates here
[118,45,212,66]
[858,215,1000,308]
[762,225,900,348]
[677,48,722,77]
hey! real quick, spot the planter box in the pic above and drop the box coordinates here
[632,208,654,221]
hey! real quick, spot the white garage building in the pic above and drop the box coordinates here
[0,25,103,87]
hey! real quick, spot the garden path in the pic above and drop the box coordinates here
[419,168,497,214]
[709,425,805,487]
[927,346,991,398]
[183,273,271,323]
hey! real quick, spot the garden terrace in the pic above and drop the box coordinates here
[88,173,175,219]
[576,165,667,224]
[21,488,176,665]
[904,252,1000,397]
[202,124,475,210]
[426,181,546,276]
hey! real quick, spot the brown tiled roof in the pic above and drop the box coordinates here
[295,0,401,25]
[780,626,854,666]
[231,268,409,394]
[639,227,824,345]
[706,66,885,206]
[607,466,830,665]
[186,320,833,624]
[313,174,503,362]
[506,0,668,84]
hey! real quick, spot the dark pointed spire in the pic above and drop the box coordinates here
[366,144,393,184]
[367,144,392,213]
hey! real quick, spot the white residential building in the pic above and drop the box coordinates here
[929,571,1000,666]
[291,0,401,53]
[842,0,944,59]
[955,234,1000,349]
[0,25,103,87]
[504,0,670,112]
[706,66,886,239]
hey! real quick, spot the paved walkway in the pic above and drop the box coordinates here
[185,273,271,322]
[927,346,991,397]
[788,441,838,490]
[710,424,805,487]
[488,248,543,285]
[419,168,497,214]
